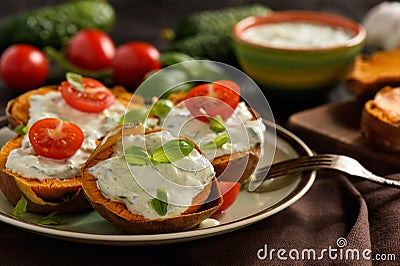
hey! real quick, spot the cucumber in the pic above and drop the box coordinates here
[0,0,115,51]
[167,4,271,63]
[174,4,271,39]
[168,33,233,63]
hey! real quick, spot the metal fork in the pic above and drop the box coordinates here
[248,154,400,192]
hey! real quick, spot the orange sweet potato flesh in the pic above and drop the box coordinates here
[346,50,400,100]
[81,124,223,234]
[0,85,144,213]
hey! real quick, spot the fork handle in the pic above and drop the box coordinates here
[372,173,400,188]
[314,165,400,189]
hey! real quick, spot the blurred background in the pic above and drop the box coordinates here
[0,0,383,47]
[0,0,386,122]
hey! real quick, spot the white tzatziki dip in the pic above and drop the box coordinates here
[242,22,353,49]
[6,91,126,179]
[89,130,215,220]
[159,102,265,161]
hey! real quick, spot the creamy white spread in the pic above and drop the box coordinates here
[242,22,353,49]
[6,91,126,179]
[374,88,400,122]
[160,102,265,160]
[89,130,215,220]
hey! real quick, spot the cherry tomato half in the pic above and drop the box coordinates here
[184,80,240,122]
[59,77,115,113]
[29,118,84,160]
[0,44,49,91]
[215,181,241,213]
[112,41,162,89]
[66,29,116,71]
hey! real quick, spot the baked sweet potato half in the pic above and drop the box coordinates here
[346,50,400,100]
[166,91,263,184]
[0,136,91,213]
[82,123,223,234]
[0,83,143,214]
[5,85,143,128]
[360,86,400,152]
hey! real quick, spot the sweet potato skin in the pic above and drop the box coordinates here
[81,124,222,234]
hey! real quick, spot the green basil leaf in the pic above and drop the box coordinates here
[13,196,27,218]
[119,108,149,124]
[150,188,168,216]
[209,115,226,133]
[66,72,85,92]
[200,132,229,150]
[124,145,150,166]
[152,139,195,163]
[39,212,65,226]
[14,125,30,135]
[149,99,174,118]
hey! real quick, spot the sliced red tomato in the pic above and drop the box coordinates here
[59,77,115,113]
[215,181,240,214]
[184,80,240,122]
[29,118,84,160]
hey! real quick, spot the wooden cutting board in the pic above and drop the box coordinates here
[287,99,400,175]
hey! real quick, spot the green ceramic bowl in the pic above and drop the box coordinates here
[232,10,366,94]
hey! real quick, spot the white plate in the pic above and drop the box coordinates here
[0,120,315,245]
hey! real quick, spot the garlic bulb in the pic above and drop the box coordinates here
[363,2,400,50]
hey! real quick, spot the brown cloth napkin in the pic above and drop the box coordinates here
[0,171,399,266]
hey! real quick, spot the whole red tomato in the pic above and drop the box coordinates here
[66,29,116,71]
[0,44,49,91]
[112,41,161,89]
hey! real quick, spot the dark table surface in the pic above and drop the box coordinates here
[1,1,399,266]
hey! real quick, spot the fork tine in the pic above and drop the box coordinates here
[248,155,332,191]
[257,154,332,177]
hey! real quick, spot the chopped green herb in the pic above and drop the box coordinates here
[152,139,195,163]
[13,196,27,218]
[39,212,65,226]
[200,108,227,133]
[209,115,226,133]
[119,108,149,124]
[66,72,85,92]
[14,125,30,135]
[150,99,174,118]
[150,188,168,216]
[200,132,229,150]
[124,145,150,166]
